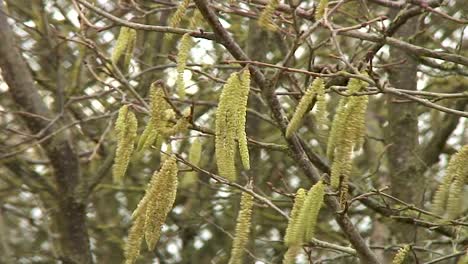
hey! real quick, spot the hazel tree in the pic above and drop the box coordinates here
[0,0,467,263]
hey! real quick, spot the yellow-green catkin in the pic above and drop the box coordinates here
[137,82,188,153]
[176,33,193,99]
[113,105,138,184]
[189,9,204,30]
[432,145,468,219]
[314,78,329,141]
[284,188,306,246]
[282,246,301,264]
[228,191,254,264]
[181,138,202,187]
[258,0,280,31]
[327,77,369,205]
[124,156,178,263]
[136,121,158,153]
[315,0,329,19]
[286,78,325,138]
[237,69,251,169]
[215,71,251,181]
[300,181,325,242]
[124,214,145,264]
[144,155,179,250]
[392,245,411,264]
[165,0,191,42]
[136,83,165,152]
[284,182,325,247]
[111,27,136,72]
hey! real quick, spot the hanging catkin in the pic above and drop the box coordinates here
[111,27,136,72]
[165,0,191,42]
[315,0,329,19]
[432,145,468,219]
[124,155,179,264]
[228,191,254,264]
[282,246,301,264]
[175,33,193,99]
[298,181,325,243]
[391,245,411,264]
[283,188,306,246]
[327,77,368,205]
[282,189,306,264]
[124,215,145,264]
[144,155,179,250]
[113,105,138,184]
[285,77,326,138]
[215,70,251,181]
[258,0,280,31]
[284,182,325,246]
[137,82,189,153]
[237,69,251,169]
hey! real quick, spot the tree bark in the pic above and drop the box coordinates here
[0,1,92,263]
[385,11,424,243]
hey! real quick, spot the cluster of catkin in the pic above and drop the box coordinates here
[228,191,254,264]
[391,245,411,264]
[432,145,468,219]
[111,27,136,72]
[137,82,189,153]
[282,181,325,264]
[258,0,329,31]
[174,5,204,98]
[327,77,369,205]
[113,105,138,184]
[112,82,188,184]
[215,69,251,181]
[258,0,280,31]
[124,156,179,264]
[285,77,328,139]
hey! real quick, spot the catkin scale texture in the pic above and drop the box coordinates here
[215,70,251,181]
[113,105,138,184]
[432,145,468,219]
[228,192,254,264]
[286,78,326,139]
[258,0,280,31]
[124,156,179,264]
[327,77,369,205]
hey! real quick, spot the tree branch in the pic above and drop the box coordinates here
[0,2,92,263]
[192,1,381,263]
